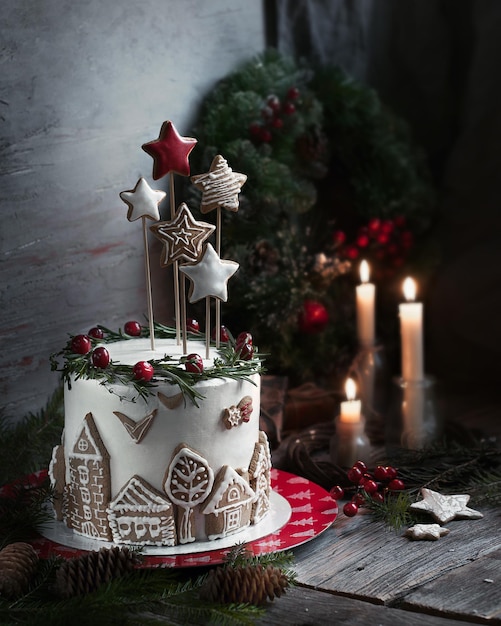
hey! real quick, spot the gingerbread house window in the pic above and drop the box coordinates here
[77,439,89,452]
[78,465,89,484]
[80,487,91,504]
[226,509,241,530]
[83,505,93,521]
[227,486,240,502]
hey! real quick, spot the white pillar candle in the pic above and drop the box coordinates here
[399,277,424,381]
[340,378,362,423]
[356,260,375,347]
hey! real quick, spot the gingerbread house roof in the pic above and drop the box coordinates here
[109,475,173,514]
[200,466,255,514]
[70,412,109,462]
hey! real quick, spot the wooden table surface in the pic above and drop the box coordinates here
[257,485,501,625]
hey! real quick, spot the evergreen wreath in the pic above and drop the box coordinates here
[187,49,436,385]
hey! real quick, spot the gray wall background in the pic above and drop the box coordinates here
[1,1,265,423]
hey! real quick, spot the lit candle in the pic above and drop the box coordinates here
[399,277,424,381]
[356,260,375,347]
[340,378,362,423]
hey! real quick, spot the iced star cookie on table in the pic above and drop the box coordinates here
[410,488,483,524]
[179,243,239,303]
[142,120,197,179]
[119,177,166,222]
[191,154,247,213]
[149,202,215,266]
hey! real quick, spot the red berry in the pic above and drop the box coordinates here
[372,491,385,504]
[353,460,368,473]
[237,342,254,361]
[287,86,300,100]
[377,232,390,245]
[186,318,200,333]
[266,94,281,112]
[91,346,110,369]
[388,478,405,491]
[211,325,229,343]
[381,219,394,234]
[329,485,344,500]
[374,465,390,481]
[88,327,104,339]
[249,122,262,139]
[124,320,142,336]
[297,300,329,334]
[71,334,92,355]
[361,479,378,495]
[271,117,284,129]
[356,234,370,248]
[343,501,358,517]
[368,218,381,234]
[353,492,366,506]
[347,466,363,485]
[185,353,203,374]
[385,466,398,480]
[260,128,272,143]
[345,245,360,260]
[236,331,253,346]
[332,230,346,245]
[282,102,296,115]
[132,360,154,382]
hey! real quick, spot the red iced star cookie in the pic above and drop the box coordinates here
[142,121,197,180]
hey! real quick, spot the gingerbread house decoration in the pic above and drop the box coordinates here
[107,475,177,546]
[200,466,256,540]
[248,431,272,524]
[48,440,66,521]
[65,412,112,540]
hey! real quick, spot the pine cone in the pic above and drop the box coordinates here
[55,546,141,598]
[201,563,289,605]
[0,542,39,599]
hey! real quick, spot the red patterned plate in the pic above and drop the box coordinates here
[29,468,337,567]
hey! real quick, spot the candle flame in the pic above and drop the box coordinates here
[360,260,370,283]
[345,377,357,401]
[403,277,416,301]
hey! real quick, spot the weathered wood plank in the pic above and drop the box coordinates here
[291,507,501,606]
[401,548,501,622]
[256,585,476,626]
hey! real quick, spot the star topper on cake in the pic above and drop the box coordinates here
[142,121,197,180]
[191,154,247,214]
[120,177,166,222]
[179,243,239,303]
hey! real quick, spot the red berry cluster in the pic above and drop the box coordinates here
[329,460,405,517]
[235,331,254,360]
[333,216,414,270]
[249,86,300,144]
[69,321,155,382]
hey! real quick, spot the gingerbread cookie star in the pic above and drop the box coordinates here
[404,523,450,541]
[150,202,215,267]
[119,177,166,222]
[191,154,247,213]
[410,488,483,524]
[179,243,239,303]
[142,120,197,180]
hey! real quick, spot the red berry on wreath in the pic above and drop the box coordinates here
[91,346,110,369]
[282,102,296,115]
[346,466,363,485]
[298,299,329,334]
[368,218,381,234]
[329,485,345,500]
[332,230,346,245]
[88,326,104,340]
[287,86,300,100]
[343,501,358,517]
[266,94,281,112]
[388,478,405,491]
[187,318,200,333]
[260,128,272,143]
[185,353,203,374]
[381,219,394,234]
[71,334,92,355]
[357,234,370,248]
[345,245,360,260]
[211,325,229,343]
[133,360,154,382]
[237,342,254,361]
[374,465,390,481]
[124,320,142,336]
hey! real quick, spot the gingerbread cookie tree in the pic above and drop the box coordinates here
[164,444,214,544]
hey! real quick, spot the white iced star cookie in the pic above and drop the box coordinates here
[179,243,239,303]
[410,488,483,524]
[119,177,166,221]
[404,523,450,541]
[191,154,247,214]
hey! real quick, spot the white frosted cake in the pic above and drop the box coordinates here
[49,331,270,546]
